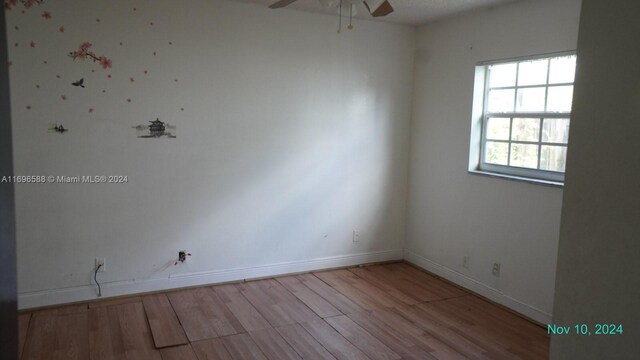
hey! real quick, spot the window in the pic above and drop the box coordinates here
[472,53,576,183]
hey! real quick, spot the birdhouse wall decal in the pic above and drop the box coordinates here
[133,118,176,138]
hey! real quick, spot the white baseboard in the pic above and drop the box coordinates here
[404,250,552,325]
[19,247,552,325]
[18,249,403,310]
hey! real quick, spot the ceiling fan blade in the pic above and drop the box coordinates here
[363,0,394,17]
[269,0,299,9]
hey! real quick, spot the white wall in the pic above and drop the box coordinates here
[405,0,582,323]
[7,0,415,308]
[551,0,640,358]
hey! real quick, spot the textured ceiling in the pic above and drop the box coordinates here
[232,0,518,26]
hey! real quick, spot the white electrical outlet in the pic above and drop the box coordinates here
[463,256,470,269]
[95,257,106,272]
[353,230,360,243]
[492,262,501,276]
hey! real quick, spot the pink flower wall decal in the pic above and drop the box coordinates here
[5,0,45,11]
[99,56,112,69]
[4,0,18,10]
[69,42,112,70]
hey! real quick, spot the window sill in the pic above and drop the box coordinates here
[468,169,564,188]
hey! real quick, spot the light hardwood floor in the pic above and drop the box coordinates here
[18,262,549,360]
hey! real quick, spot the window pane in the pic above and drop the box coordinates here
[540,145,567,172]
[510,143,539,169]
[488,89,515,112]
[486,117,510,140]
[511,118,540,141]
[542,118,570,143]
[549,56,576,84]
[547,86,573,112]
[516,87,546,112]
[485,141,509,165]
[489,63,517,88]
[517,59,548,86]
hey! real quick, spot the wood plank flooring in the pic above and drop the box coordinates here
[18,262,549,359]
[142,294,189,348]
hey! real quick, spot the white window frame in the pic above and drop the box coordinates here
[470,51,576,184]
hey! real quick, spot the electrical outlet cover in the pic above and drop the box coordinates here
[492,262,500,276]
[95,257,106,272]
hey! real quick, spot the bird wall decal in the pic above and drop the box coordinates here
[72,78,85,88]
